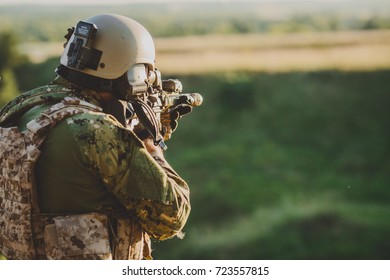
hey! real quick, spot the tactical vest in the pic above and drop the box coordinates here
[0,96,151,260]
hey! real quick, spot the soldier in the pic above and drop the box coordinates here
[0,14,191,260]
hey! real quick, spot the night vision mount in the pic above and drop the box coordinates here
[66,21,102,71]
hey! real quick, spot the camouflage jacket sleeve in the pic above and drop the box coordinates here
[67,112,190,240]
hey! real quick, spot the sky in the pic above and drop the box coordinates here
[0,0,365,5]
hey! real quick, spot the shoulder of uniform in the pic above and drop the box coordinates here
[0,84,73,126]
[25,97,102,135]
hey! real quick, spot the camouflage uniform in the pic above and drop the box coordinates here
[0,77,190,259]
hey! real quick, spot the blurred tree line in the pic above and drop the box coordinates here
[0,31,61,107]
[0,32,23,106]
[0,3,390,42]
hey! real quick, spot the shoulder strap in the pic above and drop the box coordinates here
[0,85,71,127]
[25,97,103,147]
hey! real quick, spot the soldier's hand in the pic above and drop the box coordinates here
[161,104,192,140]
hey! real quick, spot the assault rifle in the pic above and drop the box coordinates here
[128,76,203,150]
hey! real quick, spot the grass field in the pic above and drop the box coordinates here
[152,70,390,259]
[156,30,390,74]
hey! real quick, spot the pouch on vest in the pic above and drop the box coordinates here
[44,213,112,260]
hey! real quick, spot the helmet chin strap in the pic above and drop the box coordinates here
[56,64,150,101]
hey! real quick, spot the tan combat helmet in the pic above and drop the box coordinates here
[57,13,156,100]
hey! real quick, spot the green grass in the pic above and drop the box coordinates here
[153,70,390,259]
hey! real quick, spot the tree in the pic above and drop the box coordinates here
[0,31,26,107]
[0,32,20,72]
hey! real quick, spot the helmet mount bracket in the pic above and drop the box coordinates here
[67,21,102,71]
